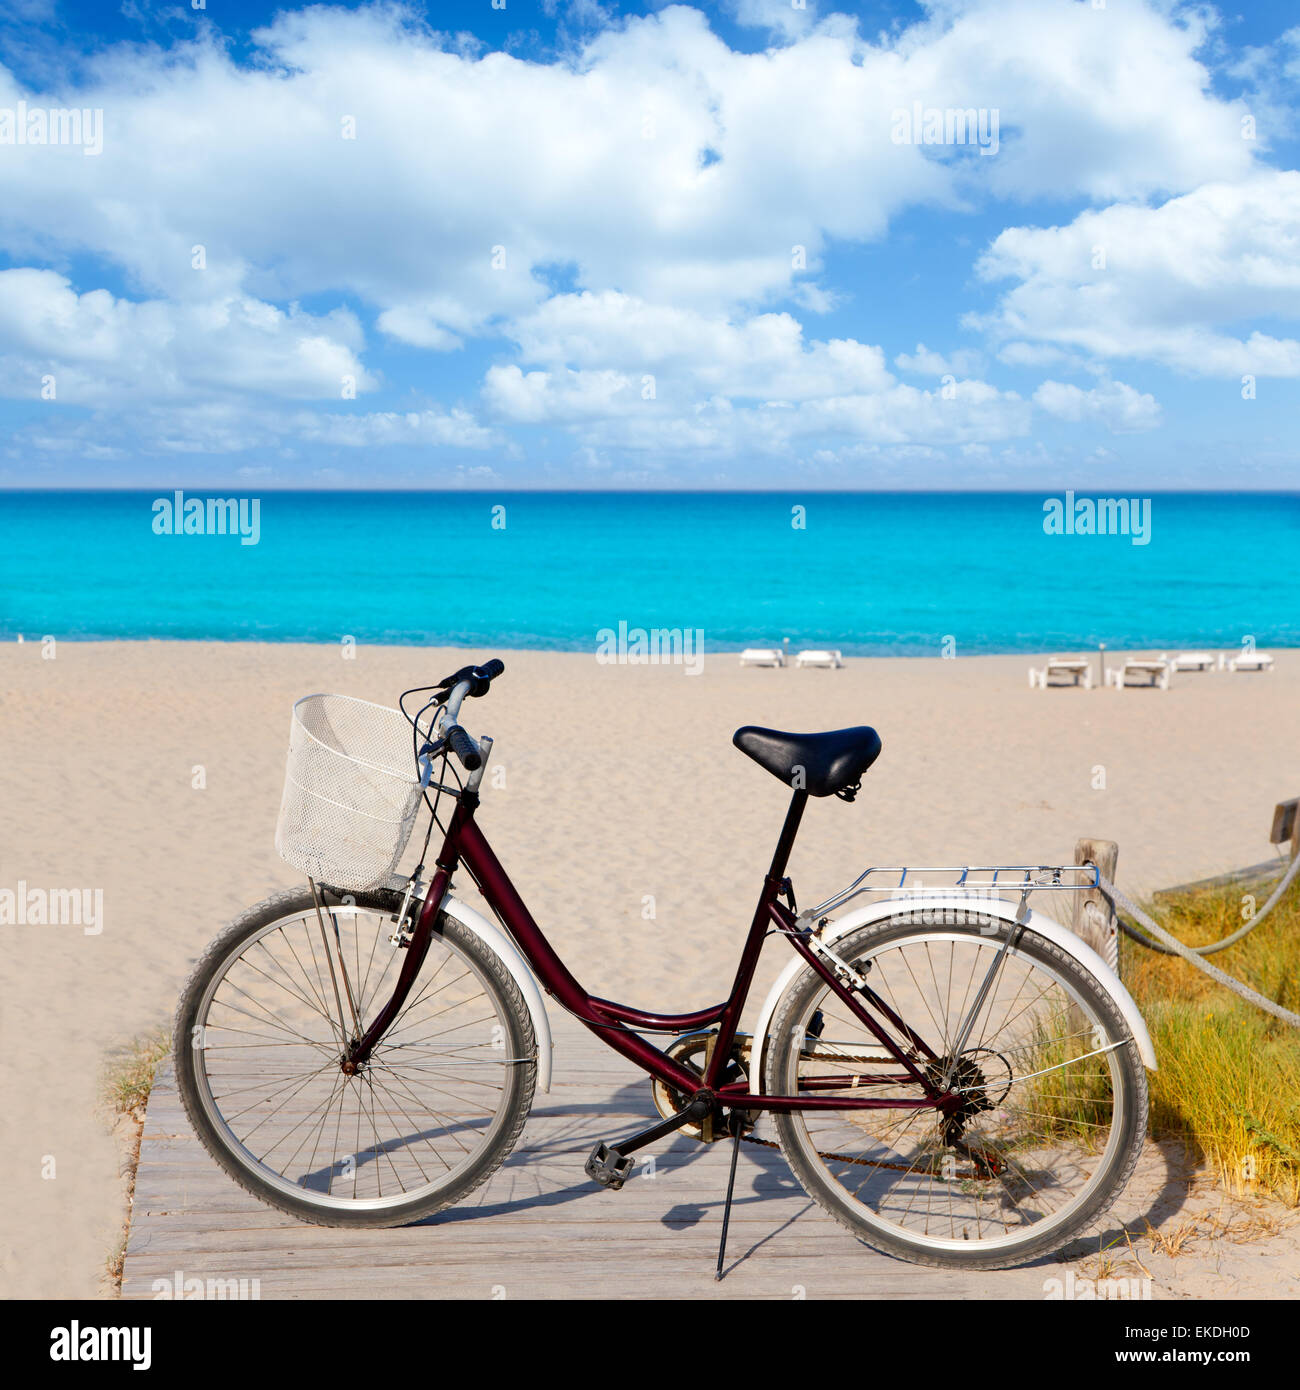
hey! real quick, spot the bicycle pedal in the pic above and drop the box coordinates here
[585,1142,635,1191]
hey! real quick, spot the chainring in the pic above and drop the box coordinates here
[649,1032,757,1141]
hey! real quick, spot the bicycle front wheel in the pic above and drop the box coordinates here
[174,886,536,1227]
[767,913,1147,1269]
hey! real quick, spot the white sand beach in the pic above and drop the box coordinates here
[2,641,1297,1298]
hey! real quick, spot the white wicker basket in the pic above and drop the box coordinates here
[274,693,422,892]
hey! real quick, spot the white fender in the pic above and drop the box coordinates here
[435,893,553,1092]
[751,896,1157,1087]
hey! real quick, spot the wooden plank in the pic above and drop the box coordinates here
[1155,794,1299,898]
[118,1010,1111,1301]
[1153,858,1286,900]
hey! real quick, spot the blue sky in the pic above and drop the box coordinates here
[0,0,1297,488]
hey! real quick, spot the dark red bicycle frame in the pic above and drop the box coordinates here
[351,787,953,1118]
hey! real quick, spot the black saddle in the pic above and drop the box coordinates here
[732,725,882,799]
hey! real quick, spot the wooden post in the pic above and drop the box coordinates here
[1270,798,1299,861]
[1073,838,1119,972]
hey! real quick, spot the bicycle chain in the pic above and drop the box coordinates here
[741,1131,922,1174]
[744,1050,927,1175]
[737,1047,931,1173]
[742,1048,1015,1178]
[695,1037,956,1175]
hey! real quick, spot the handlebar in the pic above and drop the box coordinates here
[444,722,482,772]
[437,659,505,699]
[432,658,503,773]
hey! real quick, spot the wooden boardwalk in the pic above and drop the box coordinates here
[122,1011,1080,1300]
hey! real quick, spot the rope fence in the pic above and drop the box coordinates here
[1098,847,1300,1031]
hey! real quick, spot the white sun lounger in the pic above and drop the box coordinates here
[740,648,784,668]
[1167,652,1216,672]
[795,649,844,669]
[1229,651,1274,672]
[1028,657,1092,689]
[1106,657,1171,690]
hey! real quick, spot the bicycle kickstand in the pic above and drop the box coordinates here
[714,1112,746,1282]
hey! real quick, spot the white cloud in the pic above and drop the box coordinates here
[1223,25,1300,145]
[0,0,1255,328]
[0,268,374,405]
[996,341,1081,369]
[898,0,1252,202]
[0,270,500,455]
[483,365,634,424]
[506,292,892,400]
[7,397,500,458]
[3,0,56,18]
[1033,379,1162,432]
[0,1,1281,475]
[484,364,1029,454]
[292,408,499,449]
[973,171,1300,376]
[790,380,1030,448]
[894,342,984,378]
[484,291,1027,451]
[727,0,817,41]
[375,307,463,352]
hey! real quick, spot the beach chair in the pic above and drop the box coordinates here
[739,647,784,668]
[1167,652,1216,673]
[1106,657,1171,690]
[1229,651,1274,673]
[795,649,844,669]
[1029,656,1092,689]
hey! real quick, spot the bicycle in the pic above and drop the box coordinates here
[175,659,1155,1274]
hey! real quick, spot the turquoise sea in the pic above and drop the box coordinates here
[1,490,1296,655]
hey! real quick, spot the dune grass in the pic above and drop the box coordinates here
[102,1025,173,1117]
[1122,870,1300,1205]
[101,1025,172,1292]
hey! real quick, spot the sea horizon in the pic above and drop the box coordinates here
[3,489,1297,654]
[4,485,1299,494]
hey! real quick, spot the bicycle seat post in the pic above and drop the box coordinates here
[768,789,809,884]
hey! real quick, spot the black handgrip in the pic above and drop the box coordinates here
[436,658,505,698]
[445,723,482,771]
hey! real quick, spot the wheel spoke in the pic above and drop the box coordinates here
[187,898,533,1214]
[774,915,1136,1258]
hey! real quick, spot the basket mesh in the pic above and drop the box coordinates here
[274,693,422,892]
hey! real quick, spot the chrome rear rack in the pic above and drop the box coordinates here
[810,863,1099,920]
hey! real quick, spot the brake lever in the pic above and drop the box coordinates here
[435,663,481,691]
[417,738,445,782]
[435,661,500,698]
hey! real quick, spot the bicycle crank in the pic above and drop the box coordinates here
[650,1031,758,1141]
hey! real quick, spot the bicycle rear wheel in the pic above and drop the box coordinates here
[174,885,536,1227]
[766,913,1146,1269]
